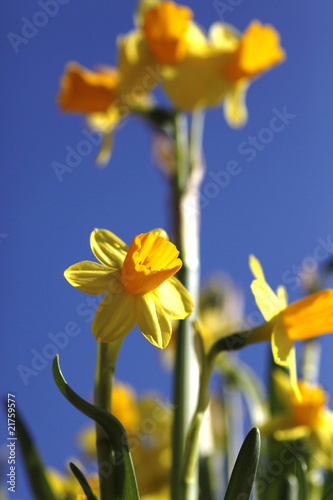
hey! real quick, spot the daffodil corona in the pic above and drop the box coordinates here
[64,229,193,348]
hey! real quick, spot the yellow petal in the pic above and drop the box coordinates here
[249,254,266,282]
[276,285,288,308]
[64,261,117,295]
[251,280,284,321]
[92,288,136,342]
[208,22,240,51]
[135,293,172,348]
[90,229,127,269]
[281,289,333,340]
[117,29,157,97]
[271,323,300,399]
[153,276,193,319]
[275,425,311,442]
[223,80,249,128]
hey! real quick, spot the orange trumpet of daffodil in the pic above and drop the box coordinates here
[64,229,193,348]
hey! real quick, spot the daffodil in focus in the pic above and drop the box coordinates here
[162,20,285,127]
[64,229,193,348]
[261,370,333,470]
[250,255,333,397]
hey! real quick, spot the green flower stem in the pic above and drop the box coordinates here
[94,339,123,500]
[171,111,205,500]
[181,357,212,499]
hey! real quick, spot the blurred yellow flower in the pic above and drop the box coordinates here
[198,274,244,350]
[64,229,193,348]
[250,255,333,397]
[262,370,333,470]
[58,63,119,114]
[162,20,285,127]
[78,381,172,497]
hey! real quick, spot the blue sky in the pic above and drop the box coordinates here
[2,1,333,498]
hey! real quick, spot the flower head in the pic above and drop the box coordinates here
[142,1,192,64]
[161,20,285,127]
[249,255,333,396]
[58,63,119,114]
[261,370,333,470]
[64,229,193,348]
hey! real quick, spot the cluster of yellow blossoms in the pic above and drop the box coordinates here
[58,0,285,163]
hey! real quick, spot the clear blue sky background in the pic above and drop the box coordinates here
[2,1,333,498]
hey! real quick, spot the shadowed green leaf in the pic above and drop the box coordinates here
[52,355,140,500]
[224,427,261,500]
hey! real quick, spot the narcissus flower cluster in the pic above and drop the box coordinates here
[64,229,193,348]
[57,0,285,163]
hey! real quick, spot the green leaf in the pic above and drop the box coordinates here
[52,355,140,500]
[294,455,308,500]
[8,404,58,500]
[224,427,261,500]
[69,462,98,500]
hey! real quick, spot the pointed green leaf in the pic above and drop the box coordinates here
[224,427,261,500]
[7,404,58,500]
[52,355,140,500]
[69,462,98,500]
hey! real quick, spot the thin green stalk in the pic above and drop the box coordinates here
[171,111,205,500]
[181,359,212,499]
[94,339,123,500]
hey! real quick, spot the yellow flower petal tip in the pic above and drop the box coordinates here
[57,62,119,114]
[65,229,192,349]
[227,20,285,81]
[143,1,193,64]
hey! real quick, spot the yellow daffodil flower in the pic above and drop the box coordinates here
[162,20,285,127]
[250,255,333,397]
[261,370,333,470]
[64,229,193,348]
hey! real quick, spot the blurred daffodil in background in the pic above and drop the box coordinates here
[250,255,333,397]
